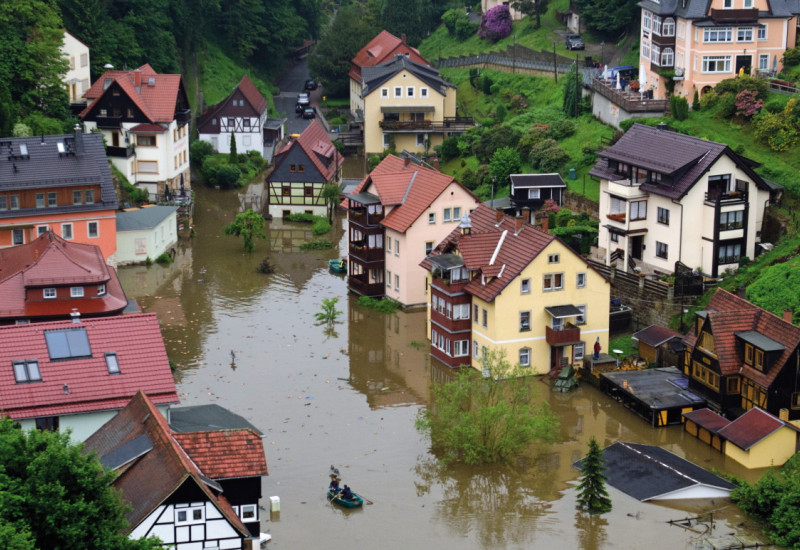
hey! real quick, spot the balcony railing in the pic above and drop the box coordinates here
[349,243,384,262]
[349,210,385,226]
[431,277,469,293]
[348,275,385,297]
[379,117,475,132]
[96,116,122,129]
[545,323,581,346]
[704,190,748,204]
[591,78,668,112]
[106,145,135,158]
[175,109,191,125]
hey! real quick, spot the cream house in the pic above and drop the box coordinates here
[591,123,778,277]
[361,55,472,155]
[115,205,179,265]
[637,0,799,100]
[60,31,90,107]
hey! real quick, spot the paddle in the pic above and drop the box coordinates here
[357,493,374,505]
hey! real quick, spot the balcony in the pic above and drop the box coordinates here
[96,115,122,129]
[378,117,475,133]
[606,212,626,223]
[349,209,385,227]
[349,243,384,262]
[431,276,469,294]
[175,108,192,125]
[704,190,748,205]
[591,78,668,113]
[546,323,581,346]
[348,275,385,297]
[106,145,135,158]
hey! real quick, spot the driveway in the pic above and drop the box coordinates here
[272,57,324,135]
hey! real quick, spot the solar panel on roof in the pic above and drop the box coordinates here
[99,434,152,470]
[44,327,92,360]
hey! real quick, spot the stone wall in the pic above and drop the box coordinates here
[563,190,598,219]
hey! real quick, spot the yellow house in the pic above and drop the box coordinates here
[422,204,610,375]
[361,55,472,156]
[684,407,800,468]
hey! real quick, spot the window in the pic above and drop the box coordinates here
[72,190,83,205]
[87,221,99,238]
[407,87,414,97]
[657,207,670,225]
[289,164,296,173]
[702,55,732,73]
[521,278,531,293]
[428,212,435,224]
[520,311,531,331]
[453,207,462,221]
[47,192,57,207]
[719,210,743,230]
[576,272,586,288]
[304,186,313,197]
[643,10,651,30]
[519,348,531,367]
[737,27,753,42]
[723,0,732,7]
[474,340,479,358]
[704,27,733,43]
[10,195,19,209]
[37,225,48,237]
[98,284,106,296]
[576,305,586,325]
[473,305,479,324]
[394,274,399,291]
[610,232,619,243]
[677,21,685,39]
[758,54,769,71]
[528,188,540,199]
[757,24,767,40]
[655,241,668,259]
[36,193,45,208]
[454,340,470,357]
[298,164,305,173]
[727,376,740,394]
[383,133,391,148]
[652,14,662,35]
[443,208,452,223]
[175,506,204,524]
[105,353,120,374]
[718,242,741,264]
[35,417,59,431]
[387,239,391,253]
[574,342,585,361]
[137,160,158,173]
[281,186,290,197]
[70,287,84,298]
[381,88,388,97]
[13,360,41,383]
[481,308,488,328]
[61,223,73,240]
[693,361,720,390]
[393,239,399,257]
[44,288,56,299]
[630,200,647,220]
[420,88,428,97]
[12,229,23,246]
[416,133,425,147]
[548,254,560,264]
[642,40,650,60]
[661,47,674,66]
[386,270,392,288]
[662,18,675,36]
[743,0,752,6]
[453,304,470,320]
[44,327,91,360]
[652,43,661,63]
[394,87,402,98]
[543,273,563,291]
[241,504,257,521]
[136,134,156,146]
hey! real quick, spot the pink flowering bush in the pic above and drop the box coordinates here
[478,5,512,42]
[735,89,764,118]
[541,199,562,214]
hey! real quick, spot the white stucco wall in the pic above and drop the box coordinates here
[116,211,179,265]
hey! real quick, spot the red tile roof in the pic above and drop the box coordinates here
[634,325,683,347]
[84,392,251,538]
[237,75,268,114]
[717,407,791,450]
[269,120,343,184]
[129,123,167,133]
[688,289,800,387]
[174,430,268,479]
[0,232,127,321]
[350,155,477,234]
[682,408,730,433]
[0,314,178,419]
[81,64,185,123]
[349,30,430,82]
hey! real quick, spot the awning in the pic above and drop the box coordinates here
[347,191,381,205]
[381,105,435,113]
[545,305,583,318]
[429,254,464,271]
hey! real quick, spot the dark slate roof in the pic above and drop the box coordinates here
[116,206,178,232]
[362,55,454,98]
[574,442,735,501]
[170,404,263,436]
[639,0,798,18]
[601,367,706,410]
[735,330,786,352]
[510,173,566,189]
[545,305,584,318]
[634,325,683,347]
[0,132,117,214]
[589,124,770,200]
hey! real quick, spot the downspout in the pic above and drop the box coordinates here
[673,199,683,269]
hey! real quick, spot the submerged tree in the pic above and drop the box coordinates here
[416,349,558,465]
[576,437,612,514]
[315,297,342,323]
[321,183,341,224]
[222,209,266,252]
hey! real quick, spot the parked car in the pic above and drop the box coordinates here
[565,34,584,50]
[304,79,317,91]
[302,107,316,119]
[298,92,310,102]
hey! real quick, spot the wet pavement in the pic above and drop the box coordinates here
[272,57,324,135]
[118,182,774,550]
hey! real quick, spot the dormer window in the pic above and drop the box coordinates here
[105,353,120,374]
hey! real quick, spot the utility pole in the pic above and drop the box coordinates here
[512,34,516,73]
[553,42,557,83]
[575,53,580,118]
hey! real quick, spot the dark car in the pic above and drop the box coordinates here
[302,107,316,119]
[565,34,584,50]
[304,79,317,91]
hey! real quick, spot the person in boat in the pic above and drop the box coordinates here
[340,484,353,500]
[329,475,340,492]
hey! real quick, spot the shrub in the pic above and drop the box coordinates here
[489,146,521,187]
[214,164,242,188]
[190,140,214,165]
[455,17,478,40]
[547,120,576,140]
[474,125,522,163]
[478,4,512,42]
[358,296,401,313]
[763,98,786,114]
[155,252,173,264]
[440,136,460,160]
[495,103,507,123]
[715,92,737,119]
[782,47,800,67]
[698,89,719,110]
[312,218,332,235]
[256,258,274,274]
[735,89,763,118]
[482,75,494,95]
[670,95,689,120]
[299,239,333,250]
[714,75,768,100]
[509,94,528,112]
[692,90,700,110]
[528,139,570,172]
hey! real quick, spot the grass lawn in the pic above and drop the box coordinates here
[196,43,277,114]
[609,333,638,360]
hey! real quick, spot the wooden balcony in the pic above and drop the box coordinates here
[349,243,384,262]
[431,277,469,294]
[348,275,385,297]
[349,210,384,227]
[175,108,192,125]
[378,117,475,133]
[96,116,122,129]
[546,323,581,346]
[106,145,135,158]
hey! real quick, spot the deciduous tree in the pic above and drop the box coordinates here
[572,0,639,36]
[321,183,341,224]
[222,208,267,252]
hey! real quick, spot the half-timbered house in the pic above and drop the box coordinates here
[80,64,192,201]
[683,288,800,420]
[84,391,268,549]
[197,75,269,158]
[267,120,343,218]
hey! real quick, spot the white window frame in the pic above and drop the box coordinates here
[702,55,732,73]
[758,54,769,71]
[35,193,45,208]
[394,274,399,291]
[428,212,436,224]
[98,284,106,296]
[723,0,733,7]
[473,340,479,358]
[174,506,204,524]
[443,208,452,222]
[528,188,541,199]
[61,223,73,240]
[642,40,651,60]
[576,272,586,289]
[420,87,428,98]
[386,270,392,288]
[662,18,675,37]
[704,27,733,43]
[543,273,563,291]
[677,21,685,40]
[105,353,120,374]
[520,311,531,331]
[70,286,84,298]
[652,14,662,35]
[757,24,767,40]
[383,133,390,148]
[574,342,585,361]
[651,44,661,64]
[519,347,531,367]
[240,504,257,521]
[87,221,99,238]
[406,86,414,98]
[394,239,399,257]
[743,0,753,7]
[416,133,425,147]
[576,305,587,326]
[394,86,402,98]
[43,288,56,299]
[643,10,651,30]
[481,308,488,329]
[661,47,674,66]
[521,278,531,294]
[737,27,753,42]
[454,340,470,357]
[453,207,462,221]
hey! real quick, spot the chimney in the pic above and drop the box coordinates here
[401,33,407,44]
[133,69,141,88]
[495,210,504,224]
[515,216,524,234]
[522,208,531,224]
[70,309,80,324]
[783,309,793,323]
[404,156,411,168]
[736,284,747,298]
[433,158,439,171]
[540,215,549,232]
[73,123,84,154]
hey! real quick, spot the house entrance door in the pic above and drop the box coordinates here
[550,346,560,372]
[630,235,644,260]
[735,55,751,74]
[112,132,119,147]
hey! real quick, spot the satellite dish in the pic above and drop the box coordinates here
[675,67,684,77]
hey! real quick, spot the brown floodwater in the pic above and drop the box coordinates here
[118,183,776,550]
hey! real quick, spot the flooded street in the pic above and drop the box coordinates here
[118,183,772,549]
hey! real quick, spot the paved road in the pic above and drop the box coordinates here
[272,57,324,135]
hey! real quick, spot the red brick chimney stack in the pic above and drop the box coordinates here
[495,210,504,223]
[133,69,141,88]
[401,33,407,44]
[783,309,793,323]
[404,156,411,168]
[515,217,524,233]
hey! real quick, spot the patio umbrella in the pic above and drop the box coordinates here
[179,173,185,197]
[616,72,621,90]
[772,55,778,73]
